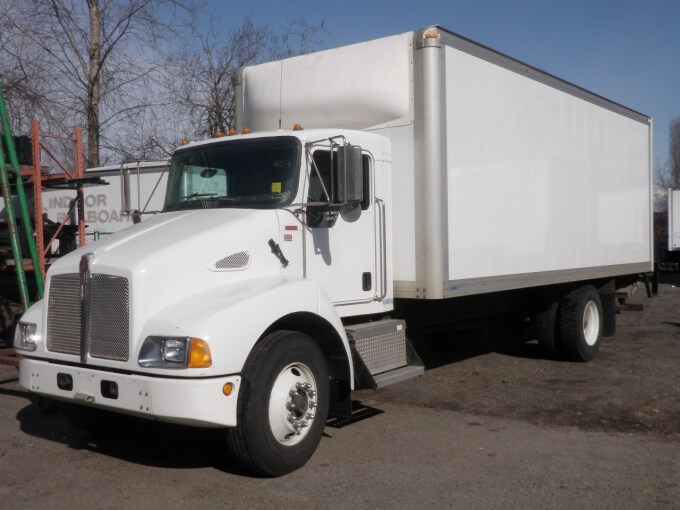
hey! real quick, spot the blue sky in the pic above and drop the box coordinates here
[198,0,679,170]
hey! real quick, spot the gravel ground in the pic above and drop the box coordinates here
[0,274,678,509]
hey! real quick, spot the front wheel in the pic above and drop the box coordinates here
[558,285,603,361]
[226,331,329,476]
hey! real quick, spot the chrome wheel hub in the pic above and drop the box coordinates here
[583,300,600,346]
[268,363,318,446]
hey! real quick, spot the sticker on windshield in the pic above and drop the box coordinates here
[271,182,282,193]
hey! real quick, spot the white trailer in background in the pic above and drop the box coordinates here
[41,160,169,244]
[668,189,680,256]
[15,26,652,476]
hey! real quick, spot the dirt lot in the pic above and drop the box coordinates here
[375,273,680,441]
[0,275,679,509]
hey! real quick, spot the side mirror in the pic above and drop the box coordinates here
[334,145,363,204]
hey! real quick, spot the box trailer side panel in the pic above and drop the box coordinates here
[239,32,414,132]
[669,189,680,252]
[441,43,652,296]
[236,26,652,300]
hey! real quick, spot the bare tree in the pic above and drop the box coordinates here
[173,16,268,138]
[1,5,324,166]
[269,19,327,60]
[168,16,326,140]
[0,1,56,132]
[656,116,680,191]
[0,0,198,167]
[669,117,680,188]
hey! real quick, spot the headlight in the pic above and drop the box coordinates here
[14,322,38,351]
[163,338,187,363]
[139,336,212,369]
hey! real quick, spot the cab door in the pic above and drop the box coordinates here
[303,148,377,306]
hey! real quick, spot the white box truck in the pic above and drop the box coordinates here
[14,26,652,476]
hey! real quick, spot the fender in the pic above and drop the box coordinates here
[18,299,44,329]
[12,299,44,353]
[139,275,354,382]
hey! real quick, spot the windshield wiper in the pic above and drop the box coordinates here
[182,192,217,202]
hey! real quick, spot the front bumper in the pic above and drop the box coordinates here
[19,357,241,427]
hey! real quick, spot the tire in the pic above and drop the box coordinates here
[226,331,329,477]
[535,300,560,358]
[558,286,603,361]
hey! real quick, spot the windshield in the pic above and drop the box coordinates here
[163,137,299,211]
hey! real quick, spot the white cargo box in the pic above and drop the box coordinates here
[237,26,653,299]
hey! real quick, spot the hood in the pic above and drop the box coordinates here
[52,209,280,273]
[48,208,285,320]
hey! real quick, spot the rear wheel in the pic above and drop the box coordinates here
[535,300,560,358]
[227,331,329,476]
[558,286,603,361]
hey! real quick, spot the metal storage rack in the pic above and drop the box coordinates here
[0,82,104,364]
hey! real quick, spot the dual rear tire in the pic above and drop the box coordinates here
[536,285,605,361]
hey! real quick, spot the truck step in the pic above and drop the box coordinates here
[373,365,425,388]
[345,319,424,389]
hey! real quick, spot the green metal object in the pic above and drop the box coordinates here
[0,134,30,309]
[0,82,45,307]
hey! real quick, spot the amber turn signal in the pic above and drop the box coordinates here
[187,338,212,368]
[222,383,234,396]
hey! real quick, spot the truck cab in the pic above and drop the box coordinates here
[15,128,409,476]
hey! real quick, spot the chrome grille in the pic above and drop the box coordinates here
[46,274,81,355]
[46,273,130,361]
[89,275,130,361]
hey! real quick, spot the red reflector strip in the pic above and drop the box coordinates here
[285,225,298,231]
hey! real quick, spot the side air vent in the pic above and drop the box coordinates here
[212,251,250,271]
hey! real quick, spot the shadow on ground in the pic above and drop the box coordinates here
[9,388,384,477]
[10,395,259,476]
